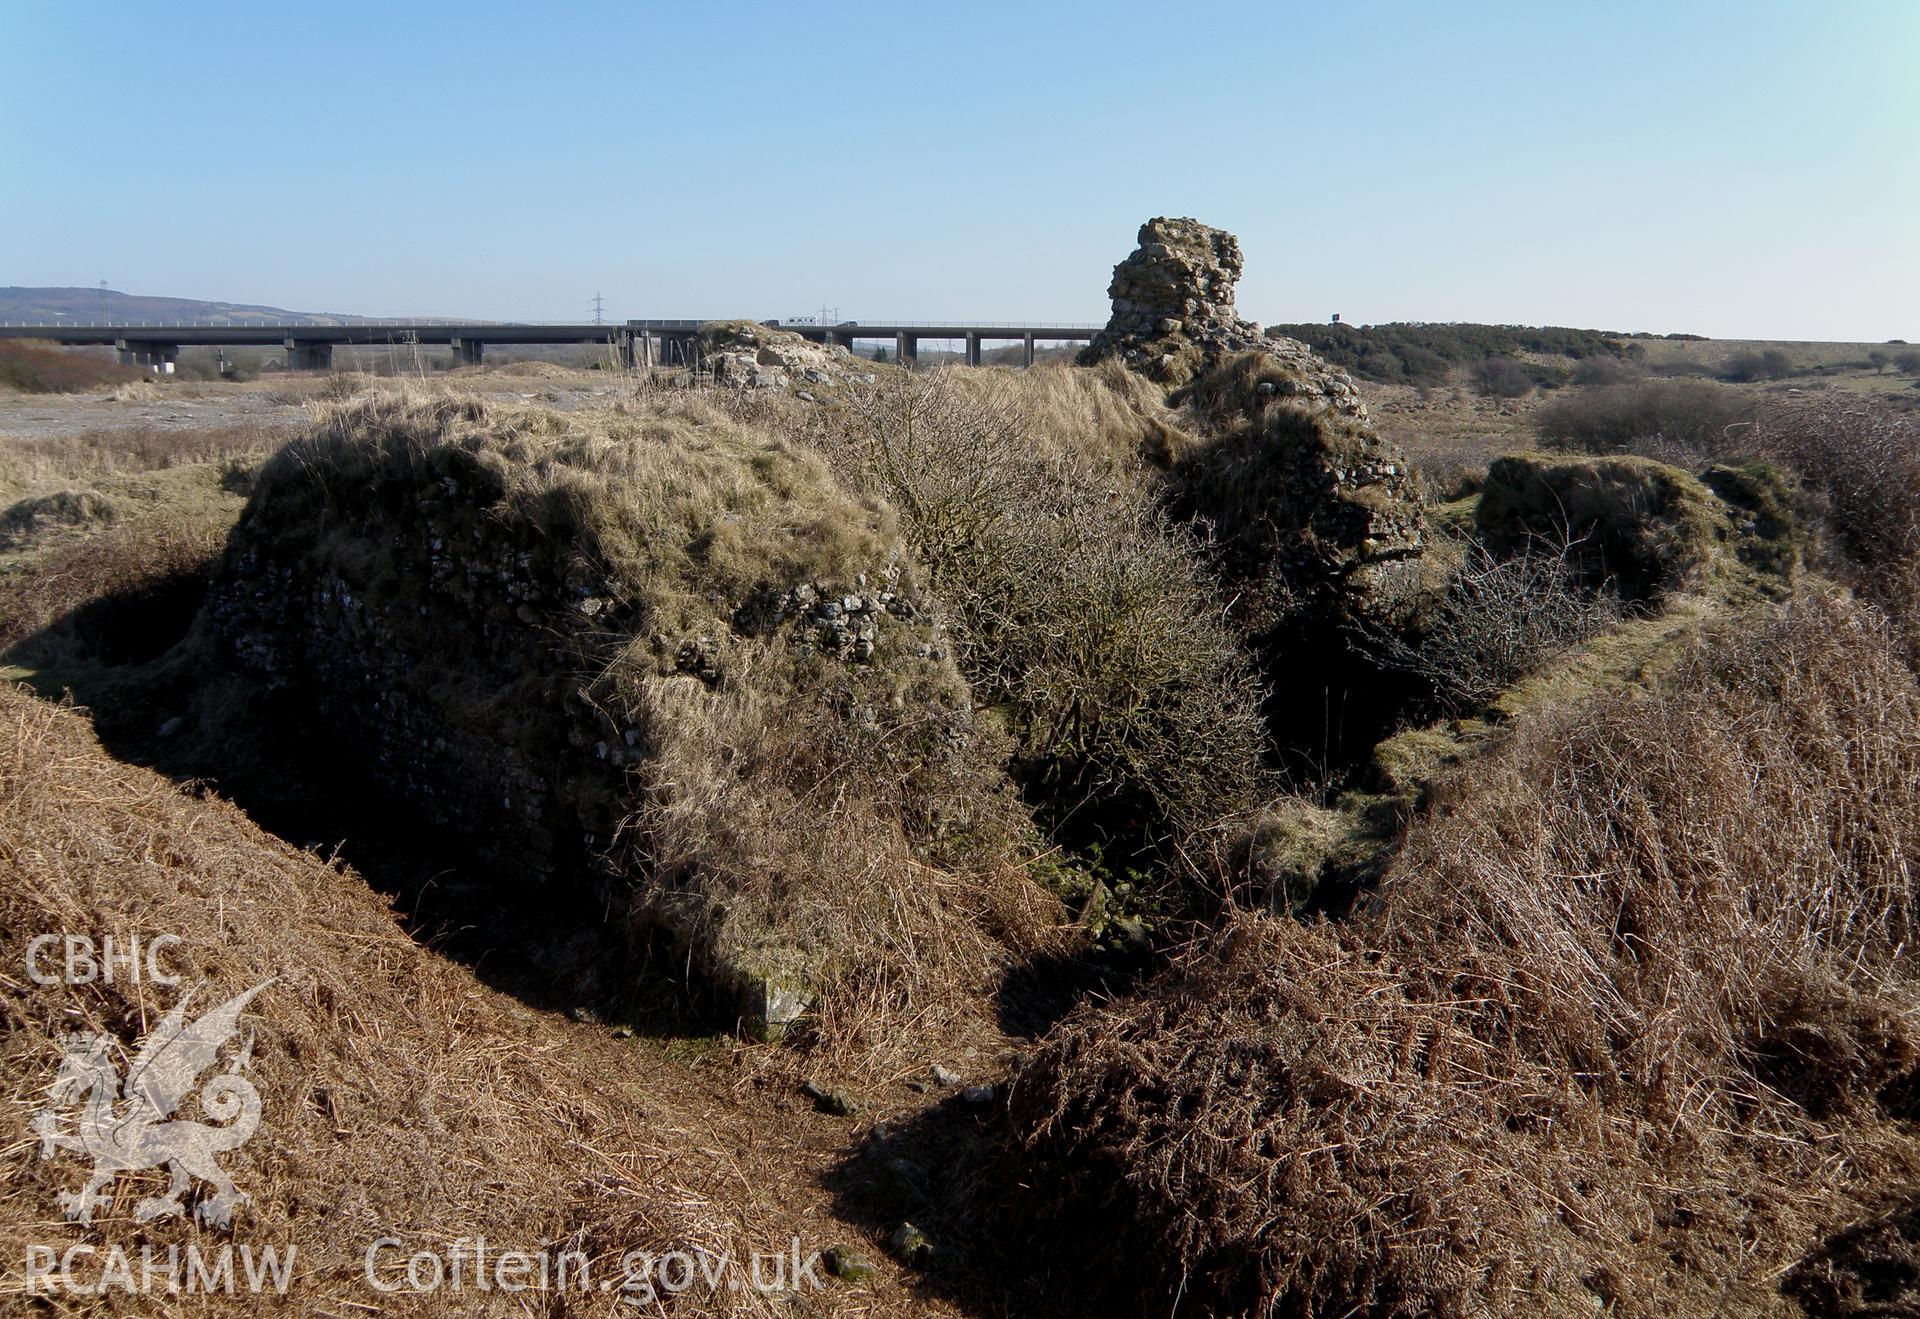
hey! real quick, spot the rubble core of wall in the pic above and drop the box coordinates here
[209,389,1035,1038]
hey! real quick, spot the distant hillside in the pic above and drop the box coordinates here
[0,286,416,326]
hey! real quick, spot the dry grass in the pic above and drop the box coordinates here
[0,422,284,503]
[821,370,1268,851]
[1012,589,1920,1317]
[932,358,1191,476]
[0,422,288,678]
[212,386,1056,1072]
[0,686,806,1316]
[0,518,221,660]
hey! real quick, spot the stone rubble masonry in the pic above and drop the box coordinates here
[1082,216,1273,380]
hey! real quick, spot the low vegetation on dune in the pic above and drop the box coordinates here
[1532,378,1763,456]
[4,219,1919,1318]
[1266,320,1628,387]
[0,421,287,680]
[0,340,141,394]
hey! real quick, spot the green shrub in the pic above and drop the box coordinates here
[1265,322,1626,385]
[1719,348,1795,382]
[1572,355,1639,387]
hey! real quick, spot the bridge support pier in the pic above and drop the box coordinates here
[452,337,484,368]
[964,332,982,367]
[115,340,178,373]
[284,339,333,372]
[830,331,857,353]
[1023,333,1035,369]
[895,332,917,367]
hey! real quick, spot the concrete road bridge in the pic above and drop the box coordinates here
[0,319,1102,372]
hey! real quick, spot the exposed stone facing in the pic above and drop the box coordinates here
[1072,215,1429,626]
[1076,216,1433,765]
[205,395,989,1034]
[1248,334,1373,425]
[1081,217,1273,382]
[701,323,865,392]
[1169,360,1429,633]
[211,467,643,893]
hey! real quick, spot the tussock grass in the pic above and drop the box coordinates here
[934,358,1191,475]
[0,488,119,548]
[1476,450,1801,601]
[1012,590,1920,1317]
[0,518,220,661]
[0,423,287,678]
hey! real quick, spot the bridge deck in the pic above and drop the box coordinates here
[0,320,1100,348]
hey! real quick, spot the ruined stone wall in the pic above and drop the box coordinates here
[1082,217,1272,380]
[210,454,625,891]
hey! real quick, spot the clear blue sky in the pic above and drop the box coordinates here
[3,0,1914,339]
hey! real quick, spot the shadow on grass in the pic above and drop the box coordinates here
[6,579,714,1042]
[11,569,1154,1318]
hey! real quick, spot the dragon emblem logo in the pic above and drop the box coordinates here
[32,980,272,1229]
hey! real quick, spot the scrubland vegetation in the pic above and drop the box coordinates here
[4,314,1919,1316]
[0,340,139,393]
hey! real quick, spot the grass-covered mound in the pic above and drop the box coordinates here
[1159,349,1432,771]
[207,388,1049,1053]
[0,685,803,1317]
[1476,451,1803,600]
[1010,591,1920,1317]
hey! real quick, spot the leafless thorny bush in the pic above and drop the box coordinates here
[1360,532,1623,715]
[1012,589,1920,1318]
[1758,398,1920,656]
[831,370,1268,841]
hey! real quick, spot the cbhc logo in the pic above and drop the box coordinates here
[27,934,183,986]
